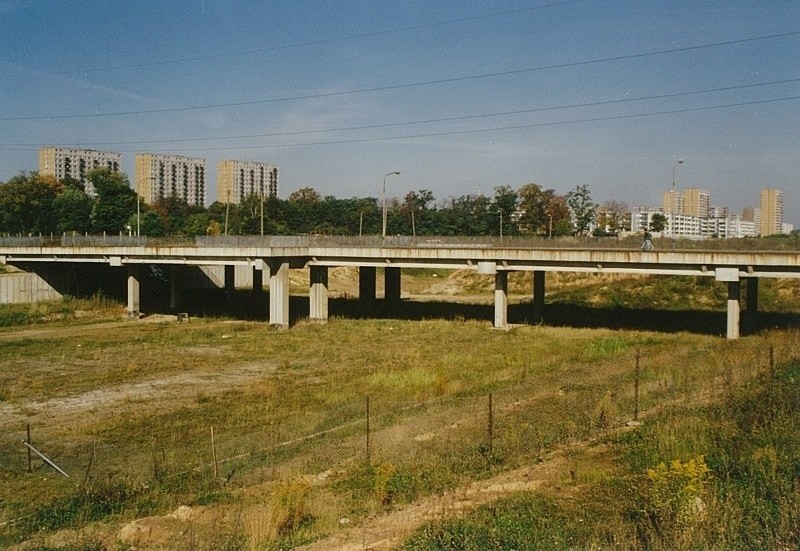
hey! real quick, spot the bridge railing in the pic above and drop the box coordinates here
[0,234,797,251]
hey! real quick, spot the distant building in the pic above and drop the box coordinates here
[134,153,206,206]
[38,147,121,195]
[662,190,684,215]
[682,188,710,218]
[760,188,784,236]
[217,160,279,204]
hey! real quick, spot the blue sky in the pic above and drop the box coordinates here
[1,0,798,223]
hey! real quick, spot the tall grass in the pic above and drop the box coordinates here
[401,353,800,550]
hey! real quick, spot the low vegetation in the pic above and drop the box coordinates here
[0,272,797,550]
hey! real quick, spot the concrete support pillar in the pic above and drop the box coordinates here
[252,264,263,293]
[359,266,376,310]
[169,265,182,311]
[127,265,140,318]
[532,270,545,324]
[224,264,235,293]
[268,260,290,328]
[716,267,741,340]
[385,267,402,304]
[309,265,329,323]
[494,271,509,329]
[727,280,741,340]
[746,277,758,314]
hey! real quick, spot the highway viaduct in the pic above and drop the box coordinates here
[1,235,799,339]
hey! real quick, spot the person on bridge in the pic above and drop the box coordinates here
[641,231,654,251]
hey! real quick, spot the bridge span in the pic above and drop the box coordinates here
[2,235,799,339]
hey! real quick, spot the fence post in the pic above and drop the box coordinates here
[488,393,494,457]
[634,349,640,421]
[769,345,775,380]
[366,396,371,465]
[26,424,32,473]
[211,426,219,480]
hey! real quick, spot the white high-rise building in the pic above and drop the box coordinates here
[135,153,206,206]
[217,160,279,203]
[38,147,121,195]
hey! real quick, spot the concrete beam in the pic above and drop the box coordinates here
[309,265,329,323]
[268,260,290,328]
[494,271,508,329]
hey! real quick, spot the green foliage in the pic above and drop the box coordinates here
[0,172,60,234]
[401,493,594,550]
[53,186,93,234]
[650,213,667,233]
[566,183,596,236]
[19,482,147,532]
[89,168,137,234]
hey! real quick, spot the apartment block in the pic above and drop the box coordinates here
[759,188,783,237]
[662,190,684,215]
[217,160,279,203]
[38,147,121,195]
[682,188,710,218]
[135,153,206,206]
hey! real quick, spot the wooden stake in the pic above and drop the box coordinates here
[366,396,371,465]
[634,349,641,421]
[211,426,219,480]
[488,393,494,457]
[26,424,32,474]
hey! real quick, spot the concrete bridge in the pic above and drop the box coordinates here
[2,235,799,339]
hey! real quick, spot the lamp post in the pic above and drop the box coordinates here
[382,170,401,238]
[671,157,684,246]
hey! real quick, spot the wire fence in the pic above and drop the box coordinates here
[4,340,798,514]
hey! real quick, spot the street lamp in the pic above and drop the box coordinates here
[671,157,684,245]
[382,170,401,238]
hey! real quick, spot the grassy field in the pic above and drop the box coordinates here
[0,272,798,550]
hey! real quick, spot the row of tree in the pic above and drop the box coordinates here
[0,168,607,238]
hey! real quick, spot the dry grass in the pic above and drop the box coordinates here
[0,271,798,549]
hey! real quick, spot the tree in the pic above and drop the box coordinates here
[401,190,436,235]
[89,168,137,234]
[54,187,93,234]
[491,185,519,236]
[650,213,667,233]
[544,194,572,237]
[287,187,321,203]
[517,183,569,236]
[567,184,596,236]
[151,196,196,235]
[0,172,60,234]
[597,200,629,234]
[517,183,550,235]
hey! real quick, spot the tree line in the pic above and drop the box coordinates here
[0,168,604,238]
